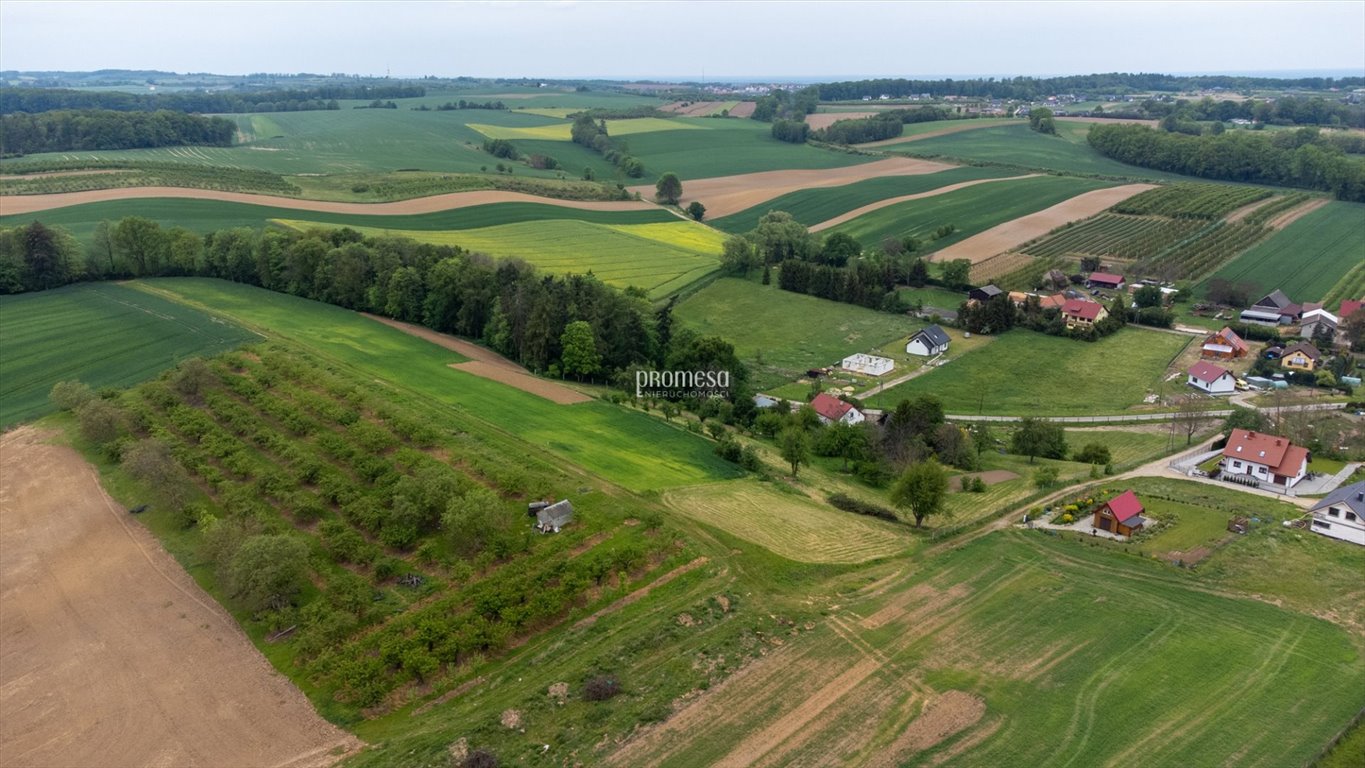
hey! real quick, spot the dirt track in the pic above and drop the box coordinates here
[929,183,1156,263]
[1267,198,1330,229]
[0,427,359,768]
[0,187,658,217]
[629,156,956,220]
[809,175,1037,232]
[363,314,591,404]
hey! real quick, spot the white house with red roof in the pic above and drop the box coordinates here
[1220,429,1309,490]
[1061,298,1108,330]
[1187,361,1236,394]
[1092,490,1146,537]
[810,392,865,426]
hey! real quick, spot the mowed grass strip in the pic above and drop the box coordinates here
[663,479,910,563]
[1201,201,1365,302]
[273,218,721,297]
[468,117,704,141]
[828,175,1115,253]
[709,165,1022,233]
[867,328,1190,415]
[131,278,738,491]
[674,277,926,389]
[0,283,259,427]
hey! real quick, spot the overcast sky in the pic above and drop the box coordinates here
[2,1,1362,81]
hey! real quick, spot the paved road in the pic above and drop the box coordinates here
[943,401,1346,423]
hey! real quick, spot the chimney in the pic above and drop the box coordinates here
[1275,439,1282,446]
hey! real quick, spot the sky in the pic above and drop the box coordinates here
[1,0,1362,81]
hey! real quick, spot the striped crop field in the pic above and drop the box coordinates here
[467,117,702,141]
[274,217,723,298]
[1111,183,1272,219]
[0,283,259,427]
[1200,201,1365,302]
[1321,261,1365,307]
[1023,214,1205,261]
[663,479,911,563]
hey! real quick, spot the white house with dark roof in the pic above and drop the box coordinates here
[1308,481,1365,546]
[906,325,951,356]
[1187,361,1236,394]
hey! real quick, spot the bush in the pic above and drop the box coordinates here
[827,492,899,521]
[50,380,95,411]
[1033,466,1060,489]
[583,674,622,701]
[1073,443,1113,465]
[464,749,499,768]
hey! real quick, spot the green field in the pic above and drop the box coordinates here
[0,198,677,245]
[130,278,737,491]
[616,117,877,181]
[275,217,723,297]
[674,277,926,388]
[1322,261,1365,307]
[890,121,1192,180]
[0,283,259,427]
[1201,201,1365,302]
[868,328,1190,415]
[827,174,1116,252]
[469,117,702,141]
[710,165,1022,233]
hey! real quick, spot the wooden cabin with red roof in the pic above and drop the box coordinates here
[1200,326,1249,360]
[809,392,865,426]
[1093,490,1146,536]
[1220,429,1309,489]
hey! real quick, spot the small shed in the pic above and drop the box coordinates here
[536,499,574,532]
[1093,490,1146,537]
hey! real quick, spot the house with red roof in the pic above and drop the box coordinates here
[1093,490,1146,537]
[809,392,865,426]
[1086,272,1125,290]
[1220,429,1309,489]
[1187,361,1236,394]
[1061,298,1108,330]
[1200,326,1249,360]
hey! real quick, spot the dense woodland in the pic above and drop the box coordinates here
[0,219,753,415]
[0,109,235,155]
[1088,123,1365,201]
[817,73,1365,101]
[0,84,425,114]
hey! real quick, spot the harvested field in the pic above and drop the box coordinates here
[809,174,1039,232]
[363,314,592,404]
[805,111,880,130]
[628,156,954,220]
[0,186,658,216]
[948,470,1020,491]
[0,427,359,768]
[662,100,737,117]
[929,183,1156,263]
[727,101,757,118]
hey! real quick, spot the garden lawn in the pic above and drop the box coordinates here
[129,278,738,491]
[867,327,1190,415]
[0,283,259,427]
[1200,201,1365,302]
[827,175,1116,254]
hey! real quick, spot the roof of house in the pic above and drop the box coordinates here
[1089,271,1124,284]
[972,284,1004,298]
[1282,341,1322,361]
[810,392,856,422]
[1302,308,1340,327]
[1104,490,1145,524]
[537,499,574,526]
[1339,299,1362,320]
[1240,308,1285,322]
[913,324,951,347]
[1205,326,1249,353]
[1061,298,1104,320]
[1189,361,1232,384]
[1039,293,1067,309]
[1222,429,1307,476]
[1309,480,1365,516]
[1255,289,1293,310]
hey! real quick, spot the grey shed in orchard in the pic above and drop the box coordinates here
[536,499,574,532]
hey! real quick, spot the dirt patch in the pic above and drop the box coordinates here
[1223,196,1279,224]
[0,187,659,216]
[859,582,970,631]
[948,470,1020,491]
[548,682,570,703]
[804,111,881,130]
[628,156,955,220]
[0,427,359,768]
[1267,197,1330,229]
[930,184,1157,264]
[872,690,987,767]
[728,102,757,119]
[362,314,592,404]
[808,175,1038,233]
[572,557,709,631]
[500,709,523,729]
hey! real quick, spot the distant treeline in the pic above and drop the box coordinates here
[817,73,1365,101]
[0,109,235,155]
[1088,124,1365,202]
[410,100,509,111]
[812,107,974,144]
[0,84,425,115]
[0,219,753,414]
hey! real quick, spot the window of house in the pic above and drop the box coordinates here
[1312,520,1331,529]
[1328,509,1340,518]
[1233,461,1242,469]
[1347,512,1358,522]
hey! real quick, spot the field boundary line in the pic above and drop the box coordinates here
[808,174,1040,233]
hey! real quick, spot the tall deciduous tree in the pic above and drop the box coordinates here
[779,427,811,476]
[1010,417,1067,463]
[227,534,310,613]
[559,320,600,379]
[891,459,949,527]
[655,172,683,205]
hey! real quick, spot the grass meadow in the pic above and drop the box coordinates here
[827,175,1116,253]
[867,328,1191,415]
[0,283,259,427]
[709,165,1023,233]
[130,278,738,491]
[1200,201,1365,302]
